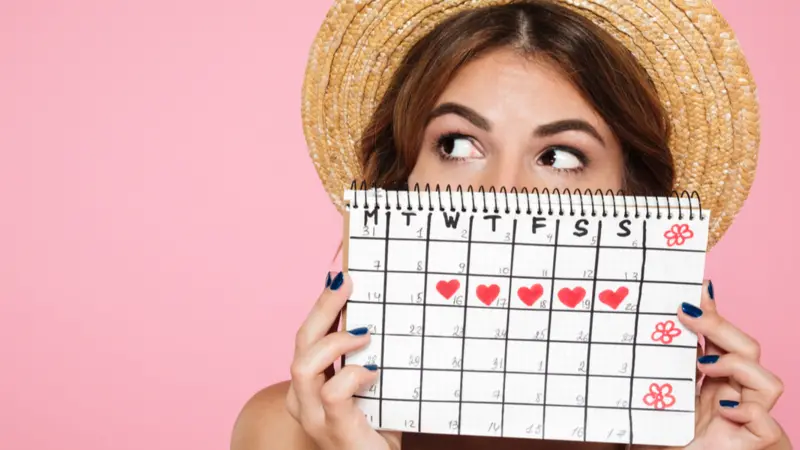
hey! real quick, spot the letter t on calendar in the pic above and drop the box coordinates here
[340,188,710,447]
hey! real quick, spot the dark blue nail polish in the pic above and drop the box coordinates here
[348,327,369,336]
[364,364,378,371]
[681,302,703,318]
[325,272,332,288]
[698,355,719,364]
[708,280,715,300]
[330,272,344,290]
[720,400,739,408]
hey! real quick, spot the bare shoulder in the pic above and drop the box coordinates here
[230,380,319,450]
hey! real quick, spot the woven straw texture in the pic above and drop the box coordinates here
[301,0,760,249]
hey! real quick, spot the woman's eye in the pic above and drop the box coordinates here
[437,134,480,159]
[538,147,584,170]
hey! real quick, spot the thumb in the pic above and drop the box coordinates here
[717,401,783,448]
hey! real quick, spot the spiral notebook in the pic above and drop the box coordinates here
[340,185,709,447]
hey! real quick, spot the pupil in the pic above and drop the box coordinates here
[541,149,556,166]
[441,136,455,155]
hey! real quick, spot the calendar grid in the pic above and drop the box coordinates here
[417,213,433,431]
[346,268,702,286]
[582,221,603,441]
[499,219,518,437]
[352,395,694,413]
[352,331,695,348]
[541,219,561,436]
[628,220,647,443]
[353,367,692,380]
[456,215,475,435]
[343,191,707,445]
[346,299,700,317]
[349,235,703,253]
[349,332,695,348]
[378,211,391,428]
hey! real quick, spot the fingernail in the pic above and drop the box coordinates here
[720,400,739,408]
[325,272,332,288]
[330,272,344,290]
[681,302,703,318]
[364,364,379,371]
[348,327,369,336]
[698,355,719,364]
[708,280,715,300]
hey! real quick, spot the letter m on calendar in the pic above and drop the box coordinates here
[340,188,710,447]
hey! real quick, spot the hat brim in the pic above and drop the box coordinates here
[301,0,760,250]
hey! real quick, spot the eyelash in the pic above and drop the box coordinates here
[432,131,589,174]
[538,146,589,175]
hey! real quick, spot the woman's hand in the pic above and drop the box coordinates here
[285,271,402,450]
[637,280,789,450]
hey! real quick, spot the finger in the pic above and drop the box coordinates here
[298,329,372,383]
[717,401,784,447]
[320,364,379,422]
[323,309,342,381]
[295,271,352,353]
[697,280,724,357]
[697,353,784,410]
[291,327,372,414]
[677,295,760,362]
[691,280,744,394]
[703,377,741,407]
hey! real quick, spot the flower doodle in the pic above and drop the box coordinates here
[651,320,682,344]
[663,223,694,247]
[643,383,676,410]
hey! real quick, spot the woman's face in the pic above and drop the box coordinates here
[408,47,624,193]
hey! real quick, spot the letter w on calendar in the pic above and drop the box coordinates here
[340,188,710,447]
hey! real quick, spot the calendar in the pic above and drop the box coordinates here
[341,186,709,447]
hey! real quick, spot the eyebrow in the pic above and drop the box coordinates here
[534,119,605,146]
[427,102,492,131]
[427,102,606,146]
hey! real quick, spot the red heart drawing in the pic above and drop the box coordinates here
[599,287,629,310]
[518,284,544,307]
[436,279,460,300]
[557,287,586,308]
[476,284,500,306]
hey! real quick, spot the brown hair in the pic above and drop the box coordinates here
[358,0,673,196]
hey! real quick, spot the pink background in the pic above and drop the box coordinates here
[1,0,798,448]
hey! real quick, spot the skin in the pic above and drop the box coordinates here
[408,48,624,194]
[230,48,790,450]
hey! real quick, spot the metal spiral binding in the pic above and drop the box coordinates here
[347,181,704,221]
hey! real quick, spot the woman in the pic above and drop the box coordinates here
[231,1,790,449]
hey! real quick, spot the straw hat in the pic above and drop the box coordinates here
[300,0,760,249]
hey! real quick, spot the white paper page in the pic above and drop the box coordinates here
[343,189,709,447]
